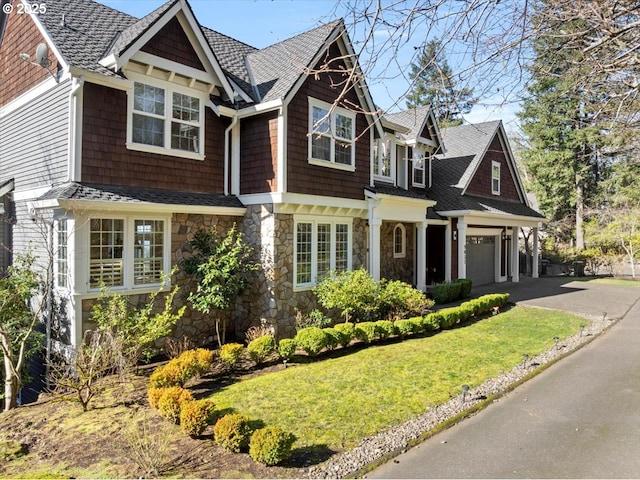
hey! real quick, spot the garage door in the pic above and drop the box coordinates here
[466,236,495,286]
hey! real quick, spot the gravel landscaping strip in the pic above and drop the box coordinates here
[307,313,615,479]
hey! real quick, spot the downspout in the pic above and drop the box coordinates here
[67,76,85,182]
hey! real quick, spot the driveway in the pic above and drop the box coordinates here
[368,276,640,479]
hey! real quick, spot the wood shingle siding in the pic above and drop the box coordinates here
[140,17,205,71]
[81,82,229,193]
[465,135,521,201]
[239,111,278,194]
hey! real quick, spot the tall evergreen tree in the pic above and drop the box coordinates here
[406,40,476,126]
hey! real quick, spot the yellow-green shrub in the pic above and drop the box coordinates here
[149,348,215,388]
[147,386,167,409]
[180,399,217,437]
[157,386,193,424]
[333,322,355,347]
[247,335,276,364]
[278,338,296,361]
[213,413,253,453]
[249,426,296,466]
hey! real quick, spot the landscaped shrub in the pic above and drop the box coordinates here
[213,413,253,453]
[247,335,276,364]
[294,327,327,356]
[457,303,476,323]
[314,268,380,322]
[149,362,183,389]
[433,282,463,304]
[322,328,342,350]
[147,387,166,409]
[219,343,244,367]
[149,348,214,388]
[180,399,217,437]
[421,313,442,332]
[179,348,215,378]
[394,319,420,338]
[354,322,377,343]
[295,309,333,330]
[456,278,473,298]
[438,307,461,329]
[278,338,296,361]
[375,320,396,339]
[333,322,355,347]
[378,280,434,319]
[157,386,194,424]
[249,427,296,466]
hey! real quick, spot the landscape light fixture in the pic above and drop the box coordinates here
[19,43,59,83]
[602,312,607,322]
[461,384,470,404]
[522,353,529,367]
[554,336,559,349]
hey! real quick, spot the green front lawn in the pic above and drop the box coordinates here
[210,306,584,450]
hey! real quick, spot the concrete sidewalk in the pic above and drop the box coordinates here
[368,277,640,479]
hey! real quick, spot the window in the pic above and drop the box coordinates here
[373,135,393,181]
[129,80,203,159]
[89,217,167,289]
[393,223,406,258]
[294,219,352,288]
[492,161,501,195]
[308,98,355,169]
[412,148,426,187]
[57,219,69,288]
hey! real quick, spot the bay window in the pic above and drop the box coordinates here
[294,218,352,288]
[308,98,355,169]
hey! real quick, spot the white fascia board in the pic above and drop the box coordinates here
[239,192,368,215]
[381,117,410,134]
[217,99,282,119]
[131,51,217,86]
[68,67,132,91]
[439,209,544,227]
[53,199,246,216]
[12,186,52,202]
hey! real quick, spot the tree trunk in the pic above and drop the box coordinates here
[575,181,585,250]
[3,358,18,411]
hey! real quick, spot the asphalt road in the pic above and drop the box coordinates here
[368,279,640,479]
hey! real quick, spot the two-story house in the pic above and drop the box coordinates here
[0,0,543,349]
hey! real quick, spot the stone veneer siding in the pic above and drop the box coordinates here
[380,221,415,285]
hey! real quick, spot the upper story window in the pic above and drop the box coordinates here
[373,135,394,182]
[308,98,356,171]
[412,148,426,188]
[128,79,204,160]
[492,161,501,195]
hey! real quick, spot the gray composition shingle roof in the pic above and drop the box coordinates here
[384,106,433,141]
[38,182,245,209]
[366,183,433,201]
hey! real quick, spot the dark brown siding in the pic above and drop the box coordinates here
[0,1,60,106]
[81,82,227,193]
[465,133,521,202]
[240,112,278,194]
[286,43,371,200]
[140,17,205,71]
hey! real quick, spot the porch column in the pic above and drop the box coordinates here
[445,222,452,282]
[457,219,467,279]
[369,218,382,281]
[416,221,428,291]
[532,226,540,278]
[511,226,520,282]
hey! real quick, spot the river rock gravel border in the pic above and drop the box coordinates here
[306,312,615,479]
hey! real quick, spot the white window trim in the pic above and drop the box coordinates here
[78,213,172,293]
[393,223,406,258]
[127,73,206,161]
[492,160,501,195]
[308,97,356,171]
[293,216,353,291]
[412,147,426,188]
[373,134,396,183]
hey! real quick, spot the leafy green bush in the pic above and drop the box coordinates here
[354,322,377,343]
[249,427,296,466]
[378,280,434,319]
[247,335,276,364]
[180,399,217,437]
[456,278,473,298]
[219,343,244,367]
[213,413,253,453]
[375,320,396,339]
[278,338,296,361]
[295,309,333,330]
[394,319,420,338]
[438,308,461,329]
[157,386,193,424]
[432,282,463,304]
[322,328,342,350]
[314,268,380,322]
[421,313,441,332]
[333,323,355,347]
[294,327,327,356]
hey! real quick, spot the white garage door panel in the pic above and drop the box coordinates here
[466,236,495,286]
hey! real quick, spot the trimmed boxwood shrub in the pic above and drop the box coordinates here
[180,399,217,437]
[220,343,244,367]
[249,427,296,466]
[438,307,461,329]
[322,327,342,350]
[421,313,442,332]
[247,335,276,364]
[147,386,166,409]
[456,278,473,298]
[278,338,296,361]
[375,320,396,339]
[394,318,421,338]
[149,348,215,389]
[333,322,355,347]
[377,280,434,319]
[213,413,254,453]
[354,322,377,343]
[157,386,194,424]
[294,327,327,356]
[433,282,463,304]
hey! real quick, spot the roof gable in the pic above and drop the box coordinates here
[383,106,443,151]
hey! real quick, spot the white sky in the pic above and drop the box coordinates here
[98,0,520,129]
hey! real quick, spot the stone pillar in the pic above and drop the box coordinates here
[457,219,467,280]
[445,222,452,282]
[416,221,428,291]
[511,226,520,282]
[369,218,382,281]
[532,226,539,278]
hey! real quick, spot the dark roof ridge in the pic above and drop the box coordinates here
[257,19,342,54]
